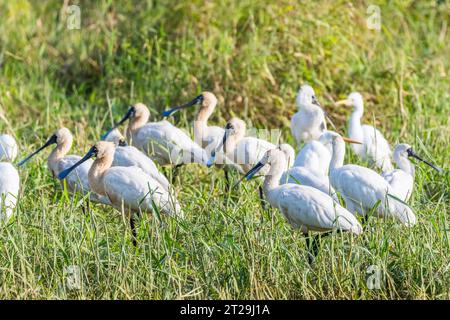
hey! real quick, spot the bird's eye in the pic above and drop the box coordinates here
[406,148,413,156]
[226,123,234,130]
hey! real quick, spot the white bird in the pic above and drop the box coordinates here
[282,132,341,201]
[162,92,225,158]
[336,92,393,173]
[162,92,240,187]
[292,136,331,176]
[325,131,416,226]
[240,148,362,263]
[208,117,295,173]
[382,143,442,202]
[0,134,18,162]
[58,141,182,246]
[291,85,327,145]
[0,162,19,220]
[103,103,207,167]
[18,127,109,204]
[104,128,170,191]
[207,117,295,208]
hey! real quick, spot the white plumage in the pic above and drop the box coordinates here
[104,129,169,191]
[282,132,337,201]
[336,92,393,172]
[382,144,414,202]
[382,143,442,202]
[244,148,362,234]
[0,134,18,162]
[291,85,327,145]
[209,117,294,174]
[0,162,20,220]
[59,141,182,217]
[108,103,207,167]
[18,128,109,204]
[325,132,416,226]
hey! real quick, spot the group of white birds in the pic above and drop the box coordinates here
[0,84,442,260]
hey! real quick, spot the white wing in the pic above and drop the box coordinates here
[331,164,415,225]
[0,134,18,162]
[382,169,413,202]
[232,137,274,173]
[112,146,169,191]
[293,140,331,175]
[134,121,207,166]
[104,166,182,217]
[0,162,20,219]
[362,125,393,172]
[281,167,338,202]
[273,184,361,234]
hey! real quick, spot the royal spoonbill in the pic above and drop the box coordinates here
[103,103,207,168]
[104,129,170,191]
[240,148,362,263]
[162,92,238,187]
[382,143,442,202]
[0,134,18,162]
[336,92,393,172]
[18,127,109,205]
[58,141,182,246]
[324,131,416,226]
[291,85,327,145]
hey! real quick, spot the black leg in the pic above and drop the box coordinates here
[259,186,268,211]
[224,169,230,193]
[130,215,137,247]
[172,164,183,183]
[361,214,369,230]
[306,232,333,265]
[305,235,320,265]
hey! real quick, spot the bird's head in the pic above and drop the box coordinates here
[394,143,442,173]
[162,92,218,117]
[18,127,73,166]
[296,84,321,108]
[336,92,364,113]
[58,141,115,180]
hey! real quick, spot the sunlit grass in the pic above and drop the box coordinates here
[0,0,449,299]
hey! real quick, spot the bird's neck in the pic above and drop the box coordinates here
[395,156,415,176]
[88,154,114,196]
[48,141,71,175]
[194,105,216,145]
[224,133,243,157]
[129,114,149,135]
[263,158,285,196]
[348,112,364,142]
[329,140,345,172]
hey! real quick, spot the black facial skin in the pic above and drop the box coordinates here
[407,148,442,173]
[118,139,128,147]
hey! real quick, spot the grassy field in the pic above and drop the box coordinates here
[0,0,449,299]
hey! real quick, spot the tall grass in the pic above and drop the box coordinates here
[0,0,448,299]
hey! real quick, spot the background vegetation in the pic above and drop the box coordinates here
[0,0,448,299]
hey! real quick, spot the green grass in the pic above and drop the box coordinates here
[0,0,449,299]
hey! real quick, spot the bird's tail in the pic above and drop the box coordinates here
[386,193,416,226]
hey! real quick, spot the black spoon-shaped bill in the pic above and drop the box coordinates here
[18,134,58,167]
